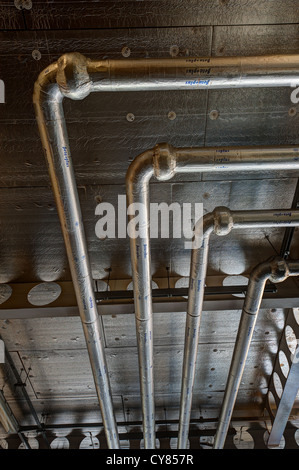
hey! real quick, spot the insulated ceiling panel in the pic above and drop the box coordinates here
[0,307,289,428]
[2,311,283,399]
[211,24,299,56]
[0,4,24,30]
[0,308,286,350]
[19,1,299,29]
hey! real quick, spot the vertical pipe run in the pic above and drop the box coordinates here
[33,67,119,449]
[178,215,213,447]
[177,209,299,449]
[213,259,299,449]
[126,150,156,448]
[267,356,299,447]
[213,267,270,450]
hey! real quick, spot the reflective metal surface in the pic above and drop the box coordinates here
[40,49,299,449]
[178,209,299,448]
[33,58,119,448]
[214,259,299,449]
[127,143,299,449]
[0,3,299,449]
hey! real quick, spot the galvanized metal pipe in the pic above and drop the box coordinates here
[86,54,299,92]
[267,347,299,447]
[127,144,299,448]
[126,151,155,448]
[178,214,214,444]
[213,258,299,449]
[34,52,299,449]
[33,64,120,449]
[177,208,299,448]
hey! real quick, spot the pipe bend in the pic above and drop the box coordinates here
[193,206,233,242]
[56,52,92,100]
[269,257,290,283]
[153,143,177,181]
[126,148,155,199]
[250,256,290,285]
[33,62,63,113]
[212,206,234,236]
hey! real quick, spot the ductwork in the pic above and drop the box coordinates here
[177,208,299,448]
[213,257,299,449]
[33,51,299,449]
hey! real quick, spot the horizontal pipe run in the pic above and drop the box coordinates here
[213,259,299,449]
[45,53,299,101]
[178,209,299,449]
[174,146,299,173]
[84,54,299,94]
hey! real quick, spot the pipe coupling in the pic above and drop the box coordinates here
[153,143,176,181]
[56,52,92,100]
[213,207,234,236]
[269,258,290,283]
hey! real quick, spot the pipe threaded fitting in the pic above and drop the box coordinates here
[269,258,290,283]
[153,143,176,181]
[213,206,234,236]
[56,52,92,100]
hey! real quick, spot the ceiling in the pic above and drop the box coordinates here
[0,0,298,450]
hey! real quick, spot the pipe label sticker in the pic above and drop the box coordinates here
[62,146,70,167]
[185,58,211,64]
[0,80,4,103]
[185,67,211,76]
[185,79,210,86]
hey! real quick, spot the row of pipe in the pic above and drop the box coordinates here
[33,52,299,449]
[178,208,299,448]
[214,257,299,448]
[127,144,299,448]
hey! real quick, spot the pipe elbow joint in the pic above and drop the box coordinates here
[153,143,176,181]
[56,52,92,100]
[213,206,234,236]
[250,256,290,285]
[269,257,290,283]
